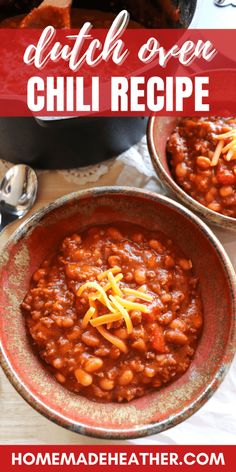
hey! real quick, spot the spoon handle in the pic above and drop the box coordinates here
[0,208,17,232]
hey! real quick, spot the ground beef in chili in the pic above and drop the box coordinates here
[22,224,203,402]
[167,117,236,218]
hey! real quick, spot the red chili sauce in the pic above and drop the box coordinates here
[167,117,236,218]
[22,224,203,402]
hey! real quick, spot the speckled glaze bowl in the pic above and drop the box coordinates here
[147,116,236,231]
[0,187,235,439]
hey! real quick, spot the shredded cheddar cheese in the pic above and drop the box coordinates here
[77,267,153,351]
[96,326,128,353]
[103,273,123,292]
[225,148,236,162]
[81,306,96,329]
[107,271,123,296]
[90,313,123,327]
[77,281,116,313]
[123,287,153,301]
[109,295,133,334]
[97,266,121,281]
[215,130,236,140]
[210,128,236,166]
[114,296,150,314]
[211,140,224,167]
[88,296,97,310]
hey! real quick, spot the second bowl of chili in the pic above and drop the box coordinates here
[148,116,236,231]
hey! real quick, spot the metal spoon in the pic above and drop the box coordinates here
[0,164,38,232]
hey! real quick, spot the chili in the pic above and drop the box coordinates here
[22,224,203,402]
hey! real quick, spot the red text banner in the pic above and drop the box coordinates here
[0,24,235,116]
[0,445,235,472]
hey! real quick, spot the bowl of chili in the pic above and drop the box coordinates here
[148,115,236,231]
[0,187,235,438]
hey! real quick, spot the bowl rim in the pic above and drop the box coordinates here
[0,185,236,440]
[147,116,236,231]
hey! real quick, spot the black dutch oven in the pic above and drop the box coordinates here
[0,1,197,169]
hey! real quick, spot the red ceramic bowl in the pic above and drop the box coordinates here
[0,187,235,439]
